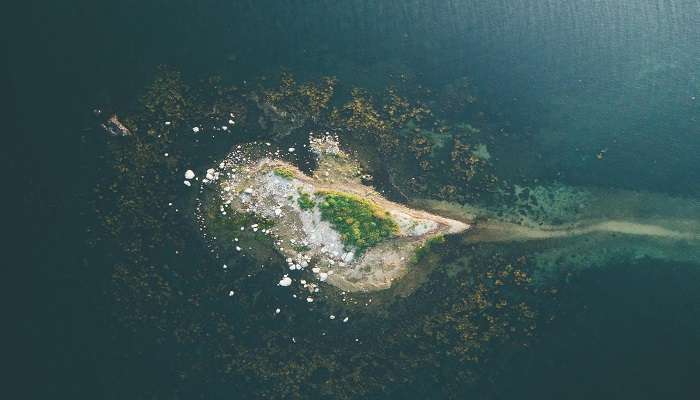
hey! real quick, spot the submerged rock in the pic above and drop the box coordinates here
[100,114,131,136]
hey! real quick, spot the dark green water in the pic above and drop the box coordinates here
[9,1,700,399]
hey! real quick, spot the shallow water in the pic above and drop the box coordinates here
[11,1,700,399]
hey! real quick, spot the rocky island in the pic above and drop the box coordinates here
[199,135,469,292]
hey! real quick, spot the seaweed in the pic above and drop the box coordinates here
[411,234,446,263]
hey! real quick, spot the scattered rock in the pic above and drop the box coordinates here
[279,276,292,287]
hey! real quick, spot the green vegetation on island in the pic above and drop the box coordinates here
[316,191,399,254]
[273,166,295,179]
[297,190,316,210]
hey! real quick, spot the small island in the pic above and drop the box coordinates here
[203,135,470,292]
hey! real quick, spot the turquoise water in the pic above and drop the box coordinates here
[10,1,700,399]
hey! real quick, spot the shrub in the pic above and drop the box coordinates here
[297,191,316,210]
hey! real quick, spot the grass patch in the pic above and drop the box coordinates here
[316,191,398,254]
[273,167,295,179]
[297,191,316,210]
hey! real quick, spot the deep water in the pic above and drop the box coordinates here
[477,258,699,400]
[9,1,700,399]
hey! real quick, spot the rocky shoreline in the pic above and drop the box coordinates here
[204,135,470,292]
